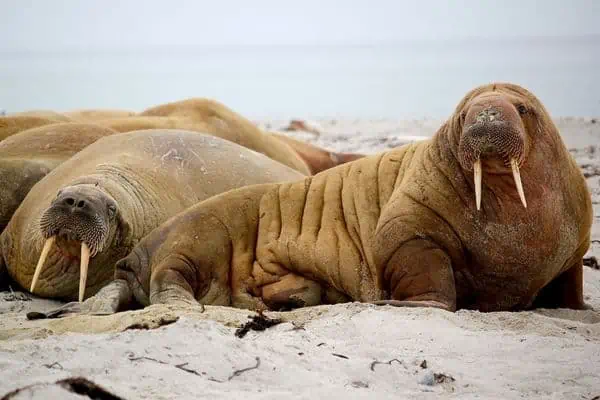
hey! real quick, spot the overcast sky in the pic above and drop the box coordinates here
[1,0,598,49]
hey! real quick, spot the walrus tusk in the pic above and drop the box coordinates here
[79,242,91,302]
[510,158,527,208]
[474,159,482,210]
[30,236,56,293]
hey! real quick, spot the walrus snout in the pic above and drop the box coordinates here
[458,95,529,211]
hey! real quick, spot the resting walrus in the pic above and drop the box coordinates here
[63,109,136,121]
[0,122,119,232]
[0,115,69,142]
[268,132,366,174]
[0,129,304,307]
[29,82,593,317]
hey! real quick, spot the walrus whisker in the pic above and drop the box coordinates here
[474,159,482,210]
[510,158,527,208]
[79,242,91,302]
[30,236,56,293]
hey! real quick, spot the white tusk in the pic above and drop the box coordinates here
[30,236,56,293]
[79,242,91,302]
[474,159,482,210]
[510,158,527,208]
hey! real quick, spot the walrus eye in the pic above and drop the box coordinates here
[107,204,117,219]
[516,104,528,115]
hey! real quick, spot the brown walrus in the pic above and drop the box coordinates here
[6,110,71,121]
[269,132,366,174]
[0,115,68,142]
[139,98,312,174]
[30,82,593,318]
[96,114,364,174]
[0,129,304,308]
[0,122,119,232]
[63,109,136,121]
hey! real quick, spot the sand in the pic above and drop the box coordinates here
[1,117,599,399]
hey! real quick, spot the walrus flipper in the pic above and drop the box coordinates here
[371,299,454,311]
[26,279,133,320]
[531,260,591,310]
[379,238,458,312]
[149,257,204,310]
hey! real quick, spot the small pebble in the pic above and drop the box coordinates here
[418,370,435,386]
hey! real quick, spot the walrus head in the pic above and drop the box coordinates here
[31,183,122,302]
[453,84,546,210]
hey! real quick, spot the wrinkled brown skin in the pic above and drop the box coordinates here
[0,123,119,232]
[75,82,592,316]
[0,129,304,304]
[138,98,312,175]
[269,132,366,174]
[0,115,68,142]
[63,109,136,121]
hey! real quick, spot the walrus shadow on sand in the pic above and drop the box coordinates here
[19,82,599,321]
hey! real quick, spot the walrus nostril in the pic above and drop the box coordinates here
[64,197,75,206]
[77,200,85,208]
[475,108,502,123]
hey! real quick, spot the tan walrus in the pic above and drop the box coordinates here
[0,115,69,142]
[0,129,304,308]
[29,82,593,318]
[138,98,313,174]
[0,122,119,232]
[63,109,137,121]
[268,132,366,174]
[140,98,365,174]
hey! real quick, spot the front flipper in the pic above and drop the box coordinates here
[149,256,206,312]
[531,260,592,310]
[261,273,323,311]
[370,299,453,311]
[378,239,458,312]
[26,279,133,320]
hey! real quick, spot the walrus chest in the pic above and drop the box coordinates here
[456,202,579,310]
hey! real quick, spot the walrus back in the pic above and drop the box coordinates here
[0,115,62,142]
[253,140,429,301]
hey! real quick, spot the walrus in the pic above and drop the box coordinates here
[0,122,119,232]
[36,82,593,317]
[138,98,318,174]
[7,110,71,121]
[0,115,67,142]
[269,132,366,174]
[63,109,137,121]
[0,129,304,307]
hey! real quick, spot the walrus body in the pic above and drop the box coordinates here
[0,115,67,142]
[7,110,71,121]
[63,109,136,121]
[57,82,593,317]
[269,132,366,174]
[0,129,304,304]
[0,122,119,231]
[138,98,313,174]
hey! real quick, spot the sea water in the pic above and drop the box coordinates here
[1,35,598,119]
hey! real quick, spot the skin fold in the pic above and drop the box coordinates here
[0,129,304,308]
[27,83,594,317]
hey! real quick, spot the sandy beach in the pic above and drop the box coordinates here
[1,116,599,399]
